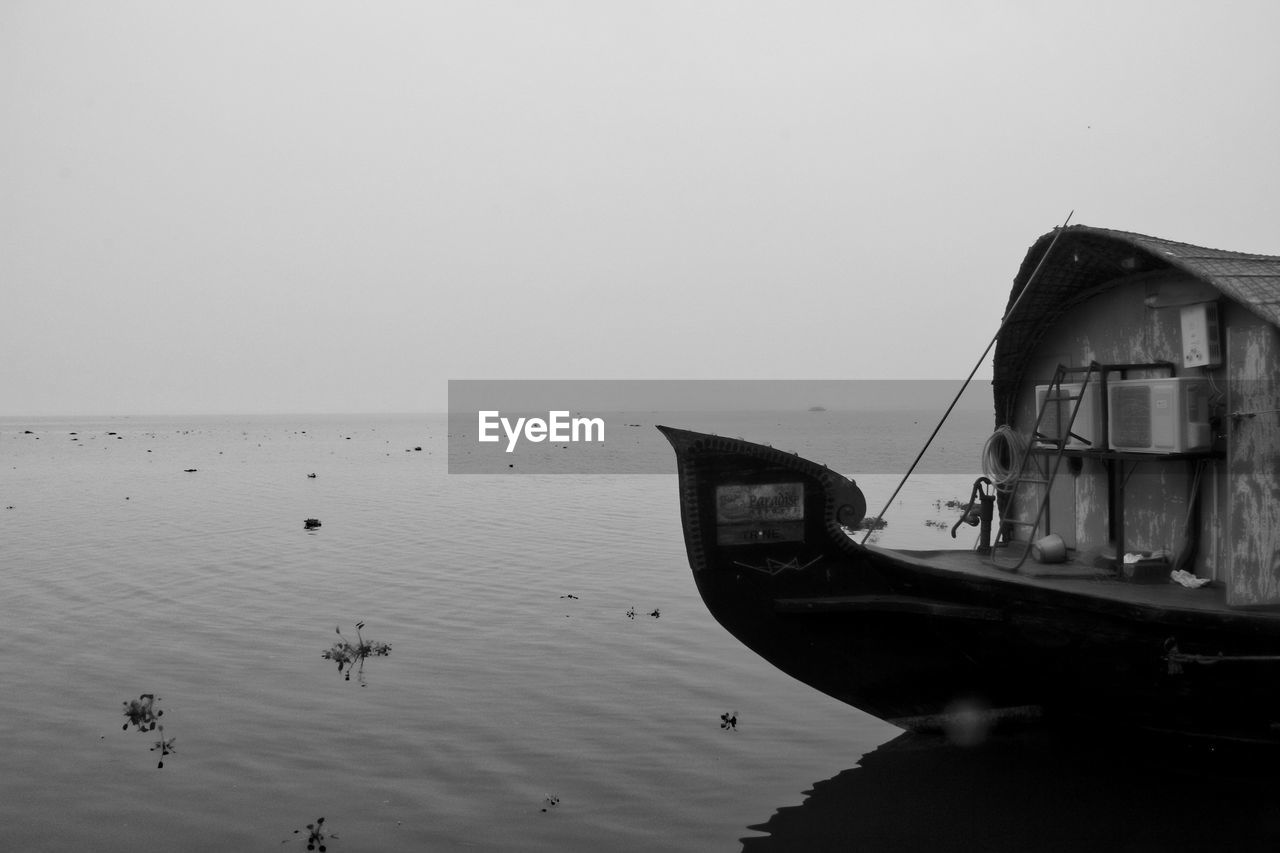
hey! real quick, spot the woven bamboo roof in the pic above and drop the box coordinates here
[992,225,1280,423]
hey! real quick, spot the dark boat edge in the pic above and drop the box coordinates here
[657,423,1280,747]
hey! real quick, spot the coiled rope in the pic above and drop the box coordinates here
[981,425,1026,487]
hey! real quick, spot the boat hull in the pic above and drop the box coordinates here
[659,425,1280,744]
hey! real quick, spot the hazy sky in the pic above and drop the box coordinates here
[4,1,1278,415]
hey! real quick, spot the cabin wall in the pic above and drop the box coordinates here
[1008,271,1230,578]
[1226,313,1280,606]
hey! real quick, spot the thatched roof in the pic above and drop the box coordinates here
[992,225,1280,423]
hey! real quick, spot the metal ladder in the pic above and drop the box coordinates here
[992,362,1100,571]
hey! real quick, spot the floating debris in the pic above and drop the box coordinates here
[183,468,197,473]
[721,710,739,731]
[322,622,391,685]
[289,816,336,851]
[541,794,560,813]
[150,726,176,768]
[649,608,661,619]
[304,518,322,530]
[122,695,172,768]
[307,473,317,479]
[854,516,887,530]
[559,594,579,600]
[625,607,636,620]
[122,694,163,732]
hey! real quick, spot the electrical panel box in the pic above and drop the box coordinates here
[1180,302,1222,369]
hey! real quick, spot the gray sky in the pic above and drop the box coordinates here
[4,1,1278,415]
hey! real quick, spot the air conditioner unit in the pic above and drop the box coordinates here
[1034,382,1104,449]
[1108,377,1212,453]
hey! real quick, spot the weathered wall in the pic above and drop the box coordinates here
[1008,270,1227,576]
[1226,314,1280,606]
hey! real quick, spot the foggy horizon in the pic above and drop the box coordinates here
[5,2,1278,417]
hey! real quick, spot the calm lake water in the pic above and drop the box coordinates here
[5,411,1280,851]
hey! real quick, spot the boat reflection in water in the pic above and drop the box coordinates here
[742,731,1280,852]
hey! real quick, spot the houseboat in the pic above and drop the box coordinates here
[660,224,1280,744]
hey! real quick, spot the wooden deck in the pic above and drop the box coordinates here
[862,543,1280,625]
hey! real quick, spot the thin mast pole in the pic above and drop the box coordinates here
[860,211,1074,544]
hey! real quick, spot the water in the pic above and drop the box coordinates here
[4,412,1279,851]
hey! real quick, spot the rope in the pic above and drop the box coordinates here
[858,210,1073,544]
[981,426,1026,486]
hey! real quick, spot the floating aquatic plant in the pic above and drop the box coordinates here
[721,710,739,731]
[289,816,337,851]
[541,794,560,813]
[150,726,176,768]
[121,694,174,768]
[122,694,162,732]
[933,497,981,527]
[322,622,391,685]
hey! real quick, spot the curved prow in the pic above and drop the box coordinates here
[656,425,866,573]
